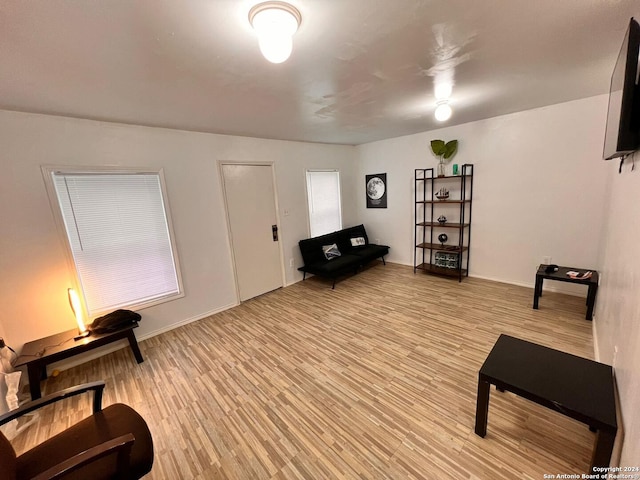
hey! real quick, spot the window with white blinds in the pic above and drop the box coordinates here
[50,170,182,315]
[306,170,342,237]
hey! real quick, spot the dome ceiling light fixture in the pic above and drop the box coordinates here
[249,1,301,64]
[433,79,454,122]
[434,100,452,122]
[434,82,453,101]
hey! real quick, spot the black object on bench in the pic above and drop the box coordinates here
[298,224,389,288]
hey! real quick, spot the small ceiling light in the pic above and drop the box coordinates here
[434,82,453,101]
[249,1,301,64]
[434,101,452,122]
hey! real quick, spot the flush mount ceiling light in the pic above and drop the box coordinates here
[434,82,453,101]
[434,101,452,122]
[249,1,301,64]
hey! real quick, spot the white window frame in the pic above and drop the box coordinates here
[305,169,343,237]
[41,165,184,318]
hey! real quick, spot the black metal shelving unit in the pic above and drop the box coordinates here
[414,164,474,282]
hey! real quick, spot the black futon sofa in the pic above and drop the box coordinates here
[298,224,389,288]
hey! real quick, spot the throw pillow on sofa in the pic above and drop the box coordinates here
[322,244,341,260]
[350,237,366,247]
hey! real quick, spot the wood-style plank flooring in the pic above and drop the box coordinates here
[4,263,597,479]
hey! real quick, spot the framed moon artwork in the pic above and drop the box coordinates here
[365,173,387,208]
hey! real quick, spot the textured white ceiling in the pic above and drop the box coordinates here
[0,0,638,145]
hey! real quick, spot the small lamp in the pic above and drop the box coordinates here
[68,288,89,340]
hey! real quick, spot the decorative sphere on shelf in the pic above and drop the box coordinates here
[438,215,447,224]
[438,233,448,245]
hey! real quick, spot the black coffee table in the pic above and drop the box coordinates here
[14,323,143,400]
[475,334,617,473]
[533,264,599,320]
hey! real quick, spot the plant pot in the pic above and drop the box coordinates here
[437,162,446,177]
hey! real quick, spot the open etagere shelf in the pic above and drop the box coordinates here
[414,164,474,282]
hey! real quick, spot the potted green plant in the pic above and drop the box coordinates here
[430,139,458,177]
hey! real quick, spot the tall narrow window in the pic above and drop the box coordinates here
[47,169,182,315]
[306,170,342,237]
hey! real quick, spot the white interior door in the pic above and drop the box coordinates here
[222,164,283,301]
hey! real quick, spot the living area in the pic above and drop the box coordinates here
[1,1,640,478]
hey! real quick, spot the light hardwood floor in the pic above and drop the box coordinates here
[5,263,598,479]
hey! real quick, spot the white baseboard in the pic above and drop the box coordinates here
[285,277,303,287]
[387,262,585,297]
[467,273,532,289]
[469,272,585,297]
[136,302,239,342]
[31,302,239,377]
[25,265,593,380]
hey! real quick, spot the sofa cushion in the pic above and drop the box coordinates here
[336,224,369,254]
[299,231,339,266]
[350,244,389,261]
[341,224,369,241]
[305,254,362,275]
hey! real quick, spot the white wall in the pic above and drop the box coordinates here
[3,97,638,465]
[595,158,640,466]
[356,93,640,466]
[355,95,610,289]
[0,110,356,350]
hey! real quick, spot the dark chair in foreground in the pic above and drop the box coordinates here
[0,381,153,480]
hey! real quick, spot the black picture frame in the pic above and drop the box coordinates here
[366,173,387,208]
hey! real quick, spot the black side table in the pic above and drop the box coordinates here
[14,322,143,400]
[533,264,599,320]
[475,334,617,473]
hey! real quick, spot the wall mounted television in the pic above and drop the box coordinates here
[603,17,640,160]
